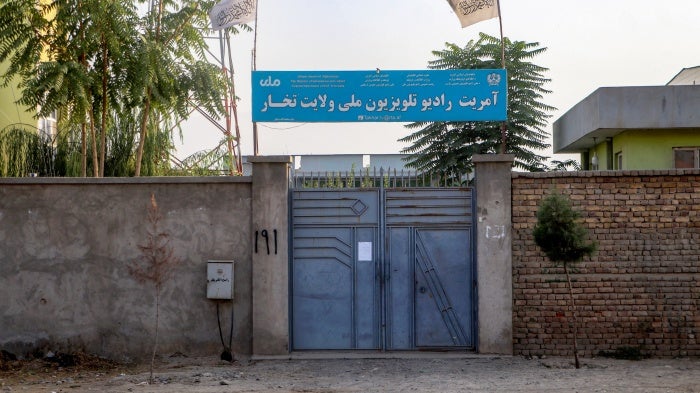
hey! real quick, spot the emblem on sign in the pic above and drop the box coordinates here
[487,72,502,86]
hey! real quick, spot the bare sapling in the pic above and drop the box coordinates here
[129,193,181,383]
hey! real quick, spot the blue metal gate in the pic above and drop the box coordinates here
[291,185,474,350]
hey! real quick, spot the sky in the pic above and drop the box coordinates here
[174,0,700,162]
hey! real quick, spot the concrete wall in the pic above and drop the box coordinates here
[294,154,364,172]
[474,155,514,355]
[613,130,700,170]
[292,154,411,173]
[512,170,700,357]
[11,155,697,360]
[249,156,292,355]
[583,130,700,171]
[0,161,296,361]
[553,85,700,153]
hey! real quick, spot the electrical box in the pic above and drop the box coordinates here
[207,260,234,300]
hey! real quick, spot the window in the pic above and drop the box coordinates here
[674,148,700,169]
[38,110,57,139]
[615,152,623,170]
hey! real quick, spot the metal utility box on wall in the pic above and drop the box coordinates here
[207,261,234,300]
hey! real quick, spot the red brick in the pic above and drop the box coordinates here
[512,171,700,358]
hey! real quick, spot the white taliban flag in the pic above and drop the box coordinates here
[209,0,256,30]
[446,0,499,28]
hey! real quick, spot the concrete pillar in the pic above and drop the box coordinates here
[249,156,292,355]
[473,154,514,355]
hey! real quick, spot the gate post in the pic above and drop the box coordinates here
[473,154,514,355]
[249,156,292,356]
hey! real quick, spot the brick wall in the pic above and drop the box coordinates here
[512,170,700,357]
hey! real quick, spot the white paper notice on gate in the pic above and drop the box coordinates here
[358,242,373,261]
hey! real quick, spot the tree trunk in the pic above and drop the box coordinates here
[89,111,99,177]
[564,264,581,369]
[499,122,507,154]
[135,0,165,178]
[99,34,109,177]
[134,95,151,177]
[78,14,92,178]
[81,123,87,177]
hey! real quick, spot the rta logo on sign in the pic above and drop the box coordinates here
[487,72,501,86]
[260,76,281,87]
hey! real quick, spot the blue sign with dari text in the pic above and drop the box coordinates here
[252,69,507,122]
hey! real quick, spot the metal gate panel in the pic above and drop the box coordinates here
[386,226,414,350]
[292,190,381,350]
[385,188,474,349]
[293,227,354,349]
[292,187,474,351]
[385,188,473,226]
[386,227,473,349]
[413,228,472,347]
[292,190,380,226]
[354,227,380,349]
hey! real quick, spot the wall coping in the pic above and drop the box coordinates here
[512,169,700,179]
[0,176,252,185]
[246,155,293,164]
[473,154,515,163]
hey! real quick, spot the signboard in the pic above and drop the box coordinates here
[252,69,507,123]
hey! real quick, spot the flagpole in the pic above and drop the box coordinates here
[496,0,507,154]
[225,30,244,173]
[497,0,505,69]
[252,0,260,156]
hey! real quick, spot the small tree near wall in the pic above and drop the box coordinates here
[533,191,597,368]
[129,193,181,383]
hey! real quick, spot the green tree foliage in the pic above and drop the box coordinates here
[549,159,581,172]
[130,0,235,176]
[1,0,140,176]
[0,125,55,176]
[533,191,597,264]
[533,191,597,368]
[401,33,555,174]
[169,138,237,176]
[0,0,241,177]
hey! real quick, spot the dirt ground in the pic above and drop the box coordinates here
[1,353,699,393]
